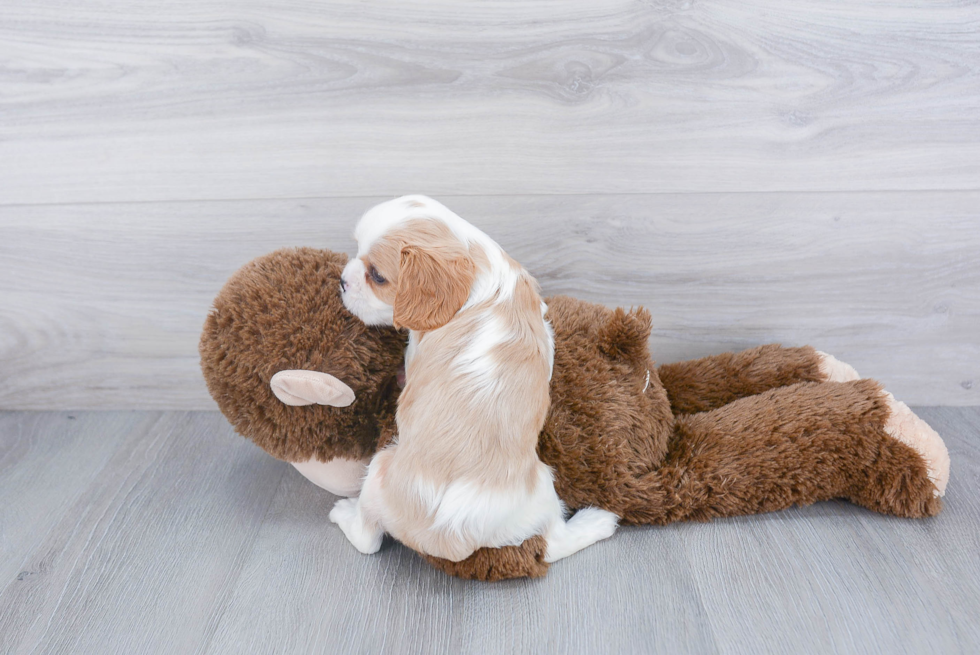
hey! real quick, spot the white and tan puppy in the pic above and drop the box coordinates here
[331,195,618,563]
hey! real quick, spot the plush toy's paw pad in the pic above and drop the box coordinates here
[816,351,860,382]
[883,392,951,497]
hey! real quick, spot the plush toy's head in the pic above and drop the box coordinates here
[200,248,407,463]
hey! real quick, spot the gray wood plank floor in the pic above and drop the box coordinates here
[1,409,977,655]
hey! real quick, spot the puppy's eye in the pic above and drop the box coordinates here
[368,265,387,285]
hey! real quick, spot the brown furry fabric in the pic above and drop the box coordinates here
[658,344,825,415]
[423,536,550,581]
[201,248,943,582]
[623,378,941,524]
[537,298,675,513]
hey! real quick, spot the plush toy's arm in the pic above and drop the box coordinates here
[269,370,369,496]
[657,344,855,415]
[620,379,948,525]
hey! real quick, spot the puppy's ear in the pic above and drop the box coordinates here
[393,245,475,331]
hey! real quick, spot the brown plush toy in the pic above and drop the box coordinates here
[200,247,951,581]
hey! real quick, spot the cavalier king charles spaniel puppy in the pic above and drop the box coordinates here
[331,195,618,563]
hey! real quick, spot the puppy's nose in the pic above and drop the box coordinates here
[339,277,347,292]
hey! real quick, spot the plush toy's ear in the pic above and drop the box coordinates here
[270,370,356,407]
[597,307,653,363]
[392,245,475,331]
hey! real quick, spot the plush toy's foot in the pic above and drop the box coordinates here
[544,507,619,563]
[329,498,384,554]
[882,392,951,497]
[816,351,861,382]
[812,358,948,502]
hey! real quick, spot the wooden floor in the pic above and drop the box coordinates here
[1,409,977,654]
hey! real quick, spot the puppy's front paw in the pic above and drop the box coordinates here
[816,351,860,382]
[329,497,358,526]
[330,498,383,554]
[567,507,619,542]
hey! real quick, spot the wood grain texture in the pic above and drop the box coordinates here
[0,409,978,654]
[1,0,979,204]
[0,412,286,655]
[0,412,158,588]
[1,192,977,409]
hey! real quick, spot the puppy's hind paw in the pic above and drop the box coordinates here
[567,507,619,541]
[545,507,619,563]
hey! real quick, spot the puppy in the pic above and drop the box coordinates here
[332,195,618,563]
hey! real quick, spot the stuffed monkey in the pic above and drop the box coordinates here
[200,248,949,581]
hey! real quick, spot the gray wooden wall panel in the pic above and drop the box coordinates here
[1,192,977,409]
[1,0,978,409]
[1,0,979,204]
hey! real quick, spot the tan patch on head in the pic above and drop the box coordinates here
[362,219,476,332]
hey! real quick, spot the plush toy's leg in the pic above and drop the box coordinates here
[622,379,949,525]
[657,344,859,415]
[873,391,950,499]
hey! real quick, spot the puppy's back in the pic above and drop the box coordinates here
[382,268,555,560]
